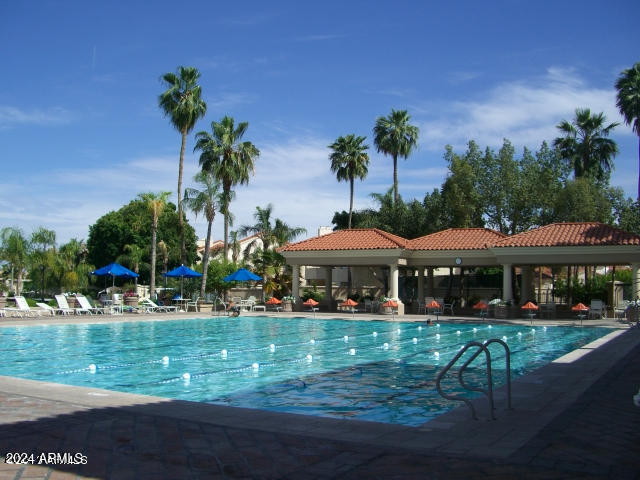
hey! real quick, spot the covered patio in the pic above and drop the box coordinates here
[280,222,640,315]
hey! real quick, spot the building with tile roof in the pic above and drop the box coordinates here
[279,223,640,310]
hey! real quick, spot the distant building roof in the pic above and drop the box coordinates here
[409,228,507,250]
[280,228,408,251]
[493,222,640,248]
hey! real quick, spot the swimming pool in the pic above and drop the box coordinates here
[0,317,611,426]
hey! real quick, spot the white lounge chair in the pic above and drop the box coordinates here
[140,298,177,313]
[36,302,57,316]
[5,296,42,317]
[56,295,90,315]
[76,295,107,314]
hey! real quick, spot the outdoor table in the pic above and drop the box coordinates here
[576,312,587,326]
[173,298,189,311]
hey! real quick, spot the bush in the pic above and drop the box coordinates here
[301,285,324,302]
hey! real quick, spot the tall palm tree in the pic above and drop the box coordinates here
[0,227,29,295]
[117,244,146,287]
[239,204,306,255]
[373,109,419,204]
[30,227,56,301]
[139,191,171,299]
[553,108,619,181]
[329,134,370,228]
[184,170,222,298]
[157,240,169,290]
[615,62,640,200]
[194,116,260,260]
[158,66,207,264]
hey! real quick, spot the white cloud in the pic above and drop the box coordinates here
[418,67,624,152]
[0,105,74,128]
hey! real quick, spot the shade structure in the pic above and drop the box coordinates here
[382,299,398,308]
[521,301,539,310]
[473,301,489,310]
[572,302,589,311]
[303,298,319,306]
[223,268,262,282]
[163,264,202,299]
[266,297,282,305]
[426,299,441,309]
[91,262,139,295]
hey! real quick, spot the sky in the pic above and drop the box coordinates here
[1,0,639,247]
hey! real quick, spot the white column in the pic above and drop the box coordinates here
[417,268,424,303]
[389,264,399,299]
[502,264,513,302]
[633,263,640,300]
[292,265,300,301]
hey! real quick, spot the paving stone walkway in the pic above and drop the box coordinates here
[0,321,638,479]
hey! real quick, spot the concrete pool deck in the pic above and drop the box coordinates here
[0,312,638,479]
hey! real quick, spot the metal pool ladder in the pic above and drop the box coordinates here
[435,339,512,420]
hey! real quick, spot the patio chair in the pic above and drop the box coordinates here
[54,295,76,315]
[437,297,454,315]
[186,296,199,312]
[5,296,43,317]
[76,295,108,314]
[589,299,605,319]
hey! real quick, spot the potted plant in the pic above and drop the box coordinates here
[282,295,295,312]
[379,296,393,315]
[124,290,139,307]
[492,299,512,319]
[0,290,6,309]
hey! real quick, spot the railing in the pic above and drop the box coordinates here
[435,338,512,420]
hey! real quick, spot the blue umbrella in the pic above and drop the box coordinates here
[223,268,262,282]
[163,264,202,298]
[91,262,139,293]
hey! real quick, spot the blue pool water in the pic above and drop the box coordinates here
[0,317,610,426]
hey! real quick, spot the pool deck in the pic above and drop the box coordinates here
[0,312,638,479]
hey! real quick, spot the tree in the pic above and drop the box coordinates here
[239,204,306,254]
[158,66,207,264]
[117,243,146,287]
[138,192,171,298]
[373,109,419,203]
[329,134,370,228]
[0,227,29,295]
[184,171,222,298]
[30,227,56,300]
[553,108,619,182]
[615,62,640,200]
[87,198,197,283]
[194,116,260,260]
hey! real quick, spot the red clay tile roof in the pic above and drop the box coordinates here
[280,228,408,251]
[409,228,508,250]
[493,222,640,247]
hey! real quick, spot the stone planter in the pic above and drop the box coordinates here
[198,303,213,313]
[282,301,293,312]
[66,296,78,309]
[124,296,139,307]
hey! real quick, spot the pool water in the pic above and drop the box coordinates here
[0,317,610,426]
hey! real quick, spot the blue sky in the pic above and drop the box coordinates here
[1,1,639,245]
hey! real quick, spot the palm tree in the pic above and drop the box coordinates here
[139,191,171,299]
[117,243,146,287]
[0,227,29,295]
[553,108,619,181]
[329,134,370,228]
[373,109,419,203]
[157,240,169,290]
[30,227,56,301]
[158,66,207,264]
[194,116,260,260]
[615,62,640,200]
[184,170,222,298]
[239,204,306,254]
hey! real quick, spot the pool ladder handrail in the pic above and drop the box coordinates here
[435,338,512,420]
